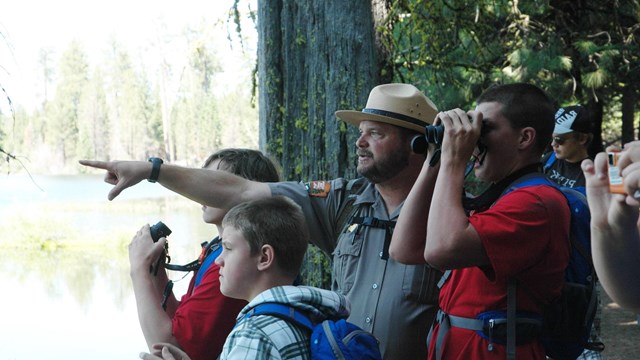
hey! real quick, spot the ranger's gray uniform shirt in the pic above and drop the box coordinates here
[270,178,441,360]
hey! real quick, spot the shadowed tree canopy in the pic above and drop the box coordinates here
[255,0,639,181]
[385,0,639,153]
[252,0,640,288]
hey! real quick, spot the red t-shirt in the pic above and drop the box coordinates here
[172,262,246,360]
[428,185,571,360]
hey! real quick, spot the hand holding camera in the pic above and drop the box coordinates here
[149,221,172,276]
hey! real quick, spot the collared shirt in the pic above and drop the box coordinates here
[220,286,349,360]
[270,179,441,360]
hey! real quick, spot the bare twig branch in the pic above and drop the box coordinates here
[0,147,44,192]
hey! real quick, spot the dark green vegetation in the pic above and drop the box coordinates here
[258,0,639,183]
[387,0,639,155]
[254,0,640,289]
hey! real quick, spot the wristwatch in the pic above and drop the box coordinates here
[148,157,163,183]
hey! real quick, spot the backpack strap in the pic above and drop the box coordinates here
[503,173,551,360]
[336,178,397,260]
[244,303,314,331]
[426,310,484,360]
[436,270,452,289]
[463,163,541,212]
[506,279,517,360]
[543,152,557,172]
[426,307,543,360]
[348,216,396,260]
[334,177,368,240]
[244,303,351,359]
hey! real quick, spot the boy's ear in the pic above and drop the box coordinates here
[256,244,275,271]
[518,127,536,150]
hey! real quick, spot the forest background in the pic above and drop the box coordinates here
[0,0,260,174]
[1,3,638,359]
[0,1,638,177]
[1,0,640,287]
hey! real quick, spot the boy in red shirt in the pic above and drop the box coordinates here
[391,83,571,359]
[128,149,280,360]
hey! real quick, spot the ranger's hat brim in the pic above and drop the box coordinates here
[336,83,438,134]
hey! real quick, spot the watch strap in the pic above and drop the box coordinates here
[148,157,163,183]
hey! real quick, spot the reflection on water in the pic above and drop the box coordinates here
[1,174,215,359]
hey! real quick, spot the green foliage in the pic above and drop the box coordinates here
[46,41,90,169]
[299,245,332,289]
[295,32,307,46]
[583,68,608,89]
[385,0,640,144]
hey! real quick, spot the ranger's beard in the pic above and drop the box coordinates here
[357,149,409,184]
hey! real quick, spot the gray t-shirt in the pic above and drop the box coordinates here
[270,178,440,360]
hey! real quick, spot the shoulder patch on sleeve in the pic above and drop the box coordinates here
[306,180,331,198]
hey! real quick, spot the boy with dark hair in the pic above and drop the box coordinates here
[391,83,571,359]
[142,196,352,360]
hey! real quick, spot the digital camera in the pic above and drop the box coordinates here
[149,221,172,276]
[150,221,172,242]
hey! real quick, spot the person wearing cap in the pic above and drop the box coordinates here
[544,105,605,360]
[79,83,443,359]
[542,105,595,192]
[390,83,571,359]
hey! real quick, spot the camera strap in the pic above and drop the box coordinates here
[164,237,222,273]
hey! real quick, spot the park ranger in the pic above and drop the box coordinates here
[81,83,442,359]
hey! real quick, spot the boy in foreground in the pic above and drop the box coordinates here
[141,196,353,360]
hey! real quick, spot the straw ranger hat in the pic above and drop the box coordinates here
[335,83,438,134]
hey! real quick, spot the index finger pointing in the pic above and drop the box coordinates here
[79,159,109,170]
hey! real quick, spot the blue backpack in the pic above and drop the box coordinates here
[248,303,382,360]
[504,174,603,360]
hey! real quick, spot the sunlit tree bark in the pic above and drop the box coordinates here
[257,0,392,181]
[256,0,393,288]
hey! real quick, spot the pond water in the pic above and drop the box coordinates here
[1,174,214,359]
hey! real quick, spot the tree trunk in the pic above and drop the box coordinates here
[258,0,390,181]
[586,100,604,158]
[257,0,392,288]
[621,84,637,145]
